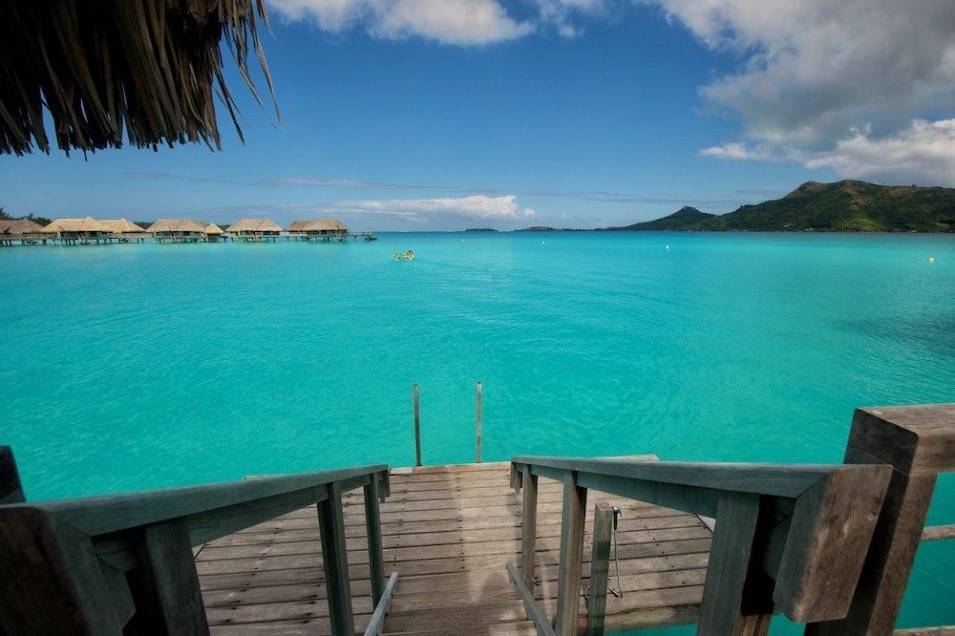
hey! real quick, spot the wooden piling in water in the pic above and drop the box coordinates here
[475,381,483,463]
[413,384,421,467]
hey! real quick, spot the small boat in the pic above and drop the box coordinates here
[394,250,414,261]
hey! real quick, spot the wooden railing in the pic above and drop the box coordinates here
[507,403,955,636]
[0,449,393,636]
[809,404,955,636]
[509,456,891,635]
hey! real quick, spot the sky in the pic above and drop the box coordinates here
[2,0,954,231]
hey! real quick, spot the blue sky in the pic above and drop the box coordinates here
[2,0,953,230]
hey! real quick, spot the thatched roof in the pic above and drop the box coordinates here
[289,218,349,232]
[42,217,112,233]
[203,223,224,234]
[102,218,146,233]
[228,218,281,232]
[146,218,207,233]
[0,0,274,155]
[0,218,44,234]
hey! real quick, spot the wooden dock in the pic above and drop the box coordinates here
[196,462,713,635]
[3,405,952,636]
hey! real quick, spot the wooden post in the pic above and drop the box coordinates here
[364,475,385,607]
[318,482,354,636]
[807,404,955,636]
[0,507,122,634]
[129,520,209,635]
[697,492,771,636]
[520,466,538,590]
[475,381,483,463]
[554,472,587,636]
[413,384,421,467]
[0,446,25,503]
[586,503,613,636]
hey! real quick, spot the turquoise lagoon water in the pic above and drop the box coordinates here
[2,231,954,630]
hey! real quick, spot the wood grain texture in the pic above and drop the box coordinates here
[0,506,121,635]
[697,493,769,636]
[196,463,713,635]
[774,466,890,622]
[555,472,588,636]
[520,466,539,591]
[318,483,354,636]
[586,503,612,636]
[364,477,385,607]
[130,520,209,635]
[809,404,955,636]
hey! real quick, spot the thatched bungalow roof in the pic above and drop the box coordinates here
[203,223,224,235]
[0,0,274,155]
[228,218,282,233]
[42,217,112,233]
[289,218,349,233]
[102,219,146,234]
[146,218,207,233]
[0,218,44,234]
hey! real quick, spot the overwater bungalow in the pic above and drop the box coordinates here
[288,218,349,241]
[147,218,207,243]
[0,219,45,245]
[41,217,113,244]
[102,218,147,243]
[203,223,225,242]
[228,218,282,242]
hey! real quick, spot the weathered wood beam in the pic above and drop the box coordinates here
[128,520,208,635]
[364,476,385,606]
[513,456,859,499]
[808,404,955,636]
[586,503,613,636]
[698,493,771,635]
[554,472,587,636]
[521,465,539,591]
[775,464,890,622]
[0,506,122,634]
[42,464,387,537]
[318,483,354,636]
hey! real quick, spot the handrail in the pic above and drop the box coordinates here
[922,524,955,542]
[509,455,892,635]
[809,404,955,635]
[0,448,392,636]
[32,463,388,537]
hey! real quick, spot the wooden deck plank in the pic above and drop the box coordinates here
[197,463,713,634]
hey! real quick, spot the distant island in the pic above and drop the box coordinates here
[464,227,499,232]
[517,180,954,233]
[516,225,562,232]
[603,206,715,231]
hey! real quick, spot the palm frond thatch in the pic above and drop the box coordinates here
[0,0,275,155]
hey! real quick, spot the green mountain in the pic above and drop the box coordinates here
[700,180,955,232]
[605,206,715,231]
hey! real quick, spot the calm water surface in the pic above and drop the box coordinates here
[2,232,953,630]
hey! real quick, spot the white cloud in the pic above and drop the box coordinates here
[702,119,955,187]
[266,0,533,45]
[330,194,535,219]
[700,142,774,162]
[645,0,955,184]
[532,0,615,37]
[806,120,955,186]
